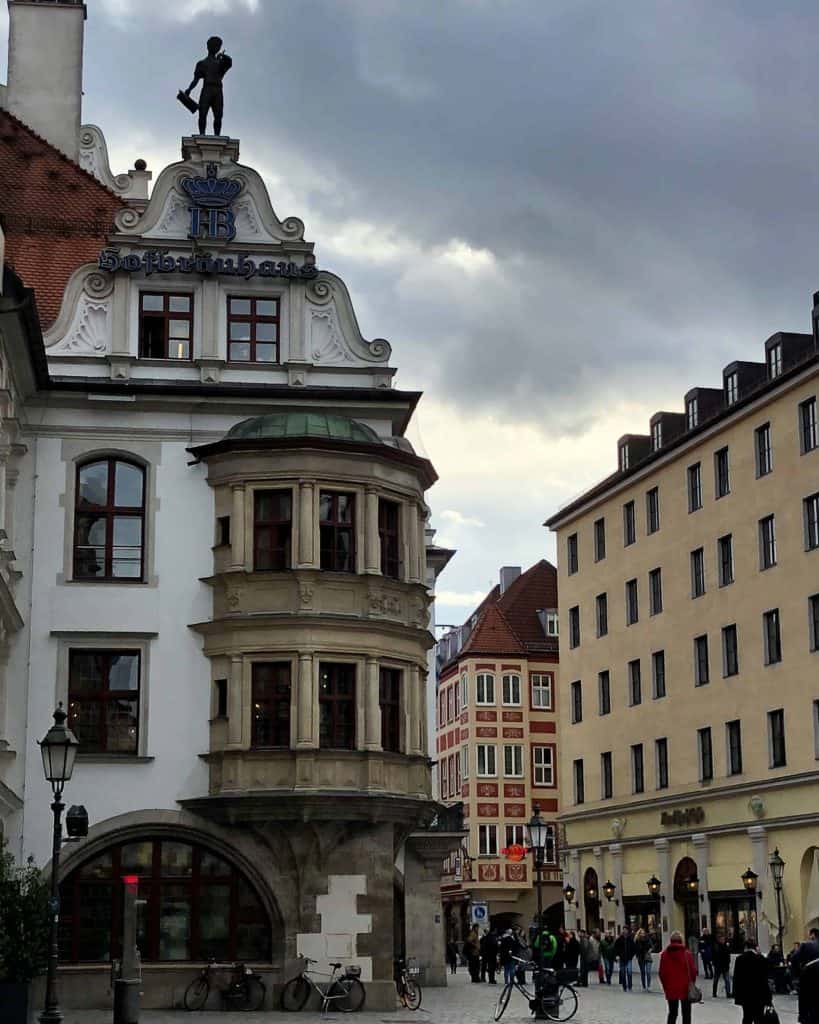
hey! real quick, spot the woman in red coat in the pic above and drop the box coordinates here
[659,931,699,1024]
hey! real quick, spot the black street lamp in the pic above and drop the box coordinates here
[741,867,758,895]
[647,875,664,902]
[562,883,577,907]
[38,704,79,1024]
[527,805,550,1021]
[602,879,618,904]
[769,848,785,949]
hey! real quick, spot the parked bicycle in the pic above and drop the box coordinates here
[281,956,366,1012]
[494,957,578,1022]
[394,958,422,1010]
[183,959,265,1011]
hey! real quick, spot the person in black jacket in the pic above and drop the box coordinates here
[614,927,636,991]
[712,936,732,997]
[480,929,499,984]
[733,940,771,1024]
[799,953,819,1024]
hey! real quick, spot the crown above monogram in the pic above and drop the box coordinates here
[180,162,242,208]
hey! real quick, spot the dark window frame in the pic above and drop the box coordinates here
[319,662,356,749]
[764,608,782,665]
[811,593,819,652]
[722,624,739,678]
[596,592,608,638]
[567,533,579,575]
[768,708,786,768]
[727,719,743,776]
[623,501,636,546]
[649,567,663,616]
[646,487,660,534]
[625,579,639,625]
[601,751,613,800]
[594,517,606,562]
[631,742,644,794]
[691,547,706,598]
[699,726,713,782]
[226,295,281,363]
[800,397,818,454]
[628,658,642,707]
[379,667,401,753]
[688,462,703,513]
[718,534,734,587]
[694,634,710,685]
[319,491,356,573]
[598,670,611,715]
[652,650,666,699]
[715,447,730,499]
[656,737,669,790]
[378,499,401,579]
[570,680,583,724]
[253,489,292,572]
[73,458,146,582]
[573,758,585,804]
[250,662,291,748]
[139,291,193,360]
[68,649,141,755]
[568,606,581,649]
[804,492,819,552]
[759,514,777,570]
[755,422,773,477]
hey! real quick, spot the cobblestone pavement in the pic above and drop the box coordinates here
[61,969,801,1023]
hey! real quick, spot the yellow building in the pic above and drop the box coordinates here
[546,322,819,953]
[435,563,562,941]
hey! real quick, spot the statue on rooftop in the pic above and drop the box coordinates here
[178,37,233,136]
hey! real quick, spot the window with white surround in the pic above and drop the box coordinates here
[502,674,521,705]
[503,744,523,777]
[544,610,559,636]
[651,421,662,451]
[460,673,468,708]
[601,751,613,799]
[476,673,495,705]
[476,744,497,776]
[755,423,773,477]
[631,743,644,794]
[767,342,782,379]
[814,700,819,758]
[722,624,739,677]
[804,492,819,551]
[533,745,555,786]
[440,756,449,797]
[531,673,553,709]
[619,443,629,471]
[725,372,738,406]
[800,397,817,454]
[628,659,642,706]
[505,825,526,848]
[461,745,469,780]
[478,824,498,857]
[687,397,698,430]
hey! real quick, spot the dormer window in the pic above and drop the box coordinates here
[618,443,630,471]
[139,293,193,360]
[767,342,782,379]
[725,371,738,406]
[686,397,698,430]
[544,610,559,636]
[651,422,662,451]
[227,297,279,362]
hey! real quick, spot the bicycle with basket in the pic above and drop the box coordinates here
[281,956,366,1012]
[183,959,266,1011]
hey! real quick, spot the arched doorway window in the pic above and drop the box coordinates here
[673,856,700,943]
[584,867,601,932]
[59,837,271,963]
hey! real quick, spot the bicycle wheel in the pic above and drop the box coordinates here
[333,976,366,1012]
[494,982,513,1021]
[235,976,266,1011]
[403,977,421,1010]
[281,976,310,1011]
[543,983,578,1022]
[183,976,210,1011]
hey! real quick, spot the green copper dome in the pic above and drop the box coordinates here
[226,412,381,444]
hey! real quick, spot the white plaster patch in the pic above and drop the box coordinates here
[296,874,373,982]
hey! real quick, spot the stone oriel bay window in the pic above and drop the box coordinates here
[252,489,292,571]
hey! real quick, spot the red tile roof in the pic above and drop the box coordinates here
[459,602,526,657]
[0,108,126,326]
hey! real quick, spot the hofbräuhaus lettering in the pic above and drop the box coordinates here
[97,248,319,280]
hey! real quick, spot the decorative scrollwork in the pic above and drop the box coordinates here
[367,338,391,360]
[114,208,141,231]
[84,272,115,299]
[305,277,332,304]
[281,216,305,239]
[79,128,96,148]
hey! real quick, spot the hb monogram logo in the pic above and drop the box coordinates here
[181,162,242,242]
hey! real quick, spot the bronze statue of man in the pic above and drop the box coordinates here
[184,36,233,136]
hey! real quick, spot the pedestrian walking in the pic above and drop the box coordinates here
[659,930,699,1024]
[532,920,558,968]
[614,926,636,991]
[599,931,615,984]
[635,927,654,989]
[799,954,819,1024]
[464,926,481,982]
[578,930,590,987]
[499,929,518,986]
[713,936,732,998]
[733,939,772,1024]
[445,939,458,975]
[587,929,601,985]
[699,929,714,979]
[480,928,499,984]
[564,930,581,974]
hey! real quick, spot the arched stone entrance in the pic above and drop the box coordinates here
[673,856,700,944]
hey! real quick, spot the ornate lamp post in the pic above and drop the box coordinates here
[647,874,664,902]
[527,805,550,1021]
[741,867,759,943]
[769,849,785,949]
[38,704,79,1024]
[602,879,618,904]
[562,883,577,907]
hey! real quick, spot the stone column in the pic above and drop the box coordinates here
[748,825,770,951]
[298,481,315,567]
[111,274,130,356]
[200,278,220,358]
[418,671,429,756]
[406,504,420,584]
[364,487,380,574]
[297,653,316,748]
[654,838,671,947]
[608,843,625,930]
[363,657,381,750]
[570,849,582,930]
[408,665,422,755]
[230,484,245,570]
[417,508,428,585]
[227,655,244,748]
[0,451,8,540]
[692,833,711,934]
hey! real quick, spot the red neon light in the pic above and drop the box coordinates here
[122,875,139,886]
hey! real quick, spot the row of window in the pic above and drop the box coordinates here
[569,582,819,657]
[68,650,404,755]
[75,458,404,581]
[477,822,557,861]
[468,743,555,785]
[140,294,281,362]
[568,395,818,574]
[571,704,808,804]
[437,672,554,726]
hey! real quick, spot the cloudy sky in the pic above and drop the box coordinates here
[5,0,819,625]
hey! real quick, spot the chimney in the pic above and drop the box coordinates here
[499,566,521,594]
[6,1,87,161]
